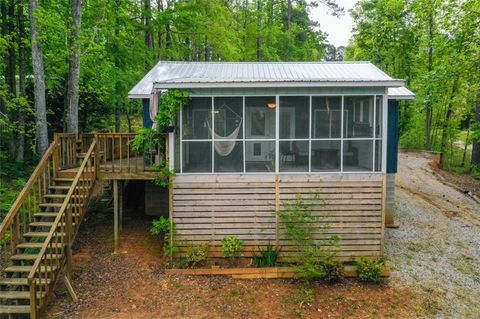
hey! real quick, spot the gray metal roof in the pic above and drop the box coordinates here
[387,86,415,100]
[129,61,405,98]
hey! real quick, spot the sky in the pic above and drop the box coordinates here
[310,0,359,47]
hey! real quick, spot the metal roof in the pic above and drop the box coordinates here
[387,86,415,100]
[129,61,405,98]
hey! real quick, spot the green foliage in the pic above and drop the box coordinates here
[150,217,178,258]
[252,245,280,267]
[151,164,176,188]
[355,257,385,283]
[347,0,480,171]
[154,90,190,132]
[221,236,244,259]
[185,242,210,268]
[279,194,343,282]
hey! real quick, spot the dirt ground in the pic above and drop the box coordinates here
[46,152,480,319]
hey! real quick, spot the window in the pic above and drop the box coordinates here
[178,95,384,173]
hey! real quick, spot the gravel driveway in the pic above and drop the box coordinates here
[385,152,480,318]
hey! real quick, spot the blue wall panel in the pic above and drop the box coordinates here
[387,100,399,173]
[142,98,153,129]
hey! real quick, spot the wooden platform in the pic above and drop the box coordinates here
[165,265,390,279]
[58,156,158,180]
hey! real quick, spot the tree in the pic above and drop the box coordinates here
[29,0,48,155]
[65,0,83,135]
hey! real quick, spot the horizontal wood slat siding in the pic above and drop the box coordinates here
[172,174,384,259]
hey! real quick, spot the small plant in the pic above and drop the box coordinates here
[221,236,244,259]
[154,89,189,131]
[355,257,385,283]
[185,242,210,268]
[151,163,176,188]
[252,245,280,267]
[150,216,179,259]
[279,194,343,282]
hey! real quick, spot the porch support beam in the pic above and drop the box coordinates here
[113,180,119,253]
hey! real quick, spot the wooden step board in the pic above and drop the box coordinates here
[0,306,30,315]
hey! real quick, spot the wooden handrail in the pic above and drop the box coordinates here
[28,139,97,315]
[0,141,57,239]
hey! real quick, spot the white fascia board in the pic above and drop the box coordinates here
[153,80,405,90]
[128,93,149,99]
[388,95,415,100]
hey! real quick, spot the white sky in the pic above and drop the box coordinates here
[310,0,359,47]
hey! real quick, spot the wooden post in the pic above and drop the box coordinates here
[63,275,78,301]
[380,173,387,255]
[113,180,119,253]
[29,281,37,319]
[65,207,73,279]
[119,181,123,231]
[275,174,280,249]
[169,176,174,264]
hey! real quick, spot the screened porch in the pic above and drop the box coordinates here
[175,95,386,174]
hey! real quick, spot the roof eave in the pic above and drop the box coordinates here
[152,80,405,90]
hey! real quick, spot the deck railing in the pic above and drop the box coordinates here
[0,141,58,263]
[28,140,97,317]
[54,133,77,170]
[95,133,164,173]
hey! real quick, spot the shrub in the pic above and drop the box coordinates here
[355,257,385,283]
[150,217,179,258]
[279,194,343,282]
[252,245,280,267]
[185,242,209,267]
[221,236,244,259]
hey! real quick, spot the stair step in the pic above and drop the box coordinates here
[23,232,50,238]
[0,291,45,300]
[4,265,58,273]
[40,203,84,208]
[49,185,71,190]
[34,212,79,218]
[0,278,52,287]
[11,253,62,261]
[0,305,30,315]
[44,194,85,199]
[16,242,64,249]
[54,178,74,182]
[30,222,76,228]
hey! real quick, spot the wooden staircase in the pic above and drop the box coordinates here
[0,134,98,318]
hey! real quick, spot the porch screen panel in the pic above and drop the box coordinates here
[181,97,212,173]
[214,97,243,172]
[279,96,309,172]
[245,97,276,172]
[312,96,342,138]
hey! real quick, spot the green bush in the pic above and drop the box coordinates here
[355,257,385,283]
[185,242,209,267]
[279,194,343,282]
[252,245,280,267]
[150,217,179,258]
[221,236,244,259]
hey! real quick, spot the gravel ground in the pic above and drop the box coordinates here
[385,152,480,318]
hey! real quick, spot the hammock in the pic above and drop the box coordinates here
[207,119,242,156]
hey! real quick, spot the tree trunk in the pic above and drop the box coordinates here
[29,0,49,155]
[439,82,457,169]
[472,61,480,167]
[287,0,292,31]
[16,0,26,161]
[65,0,82,136]
[114,0,121,132]
[425,11,434,151]
[256,0,262,62]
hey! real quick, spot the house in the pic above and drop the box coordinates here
[0,61,413,317]
[128,61,415,259]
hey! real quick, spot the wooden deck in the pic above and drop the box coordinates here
[59,156,158,180]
